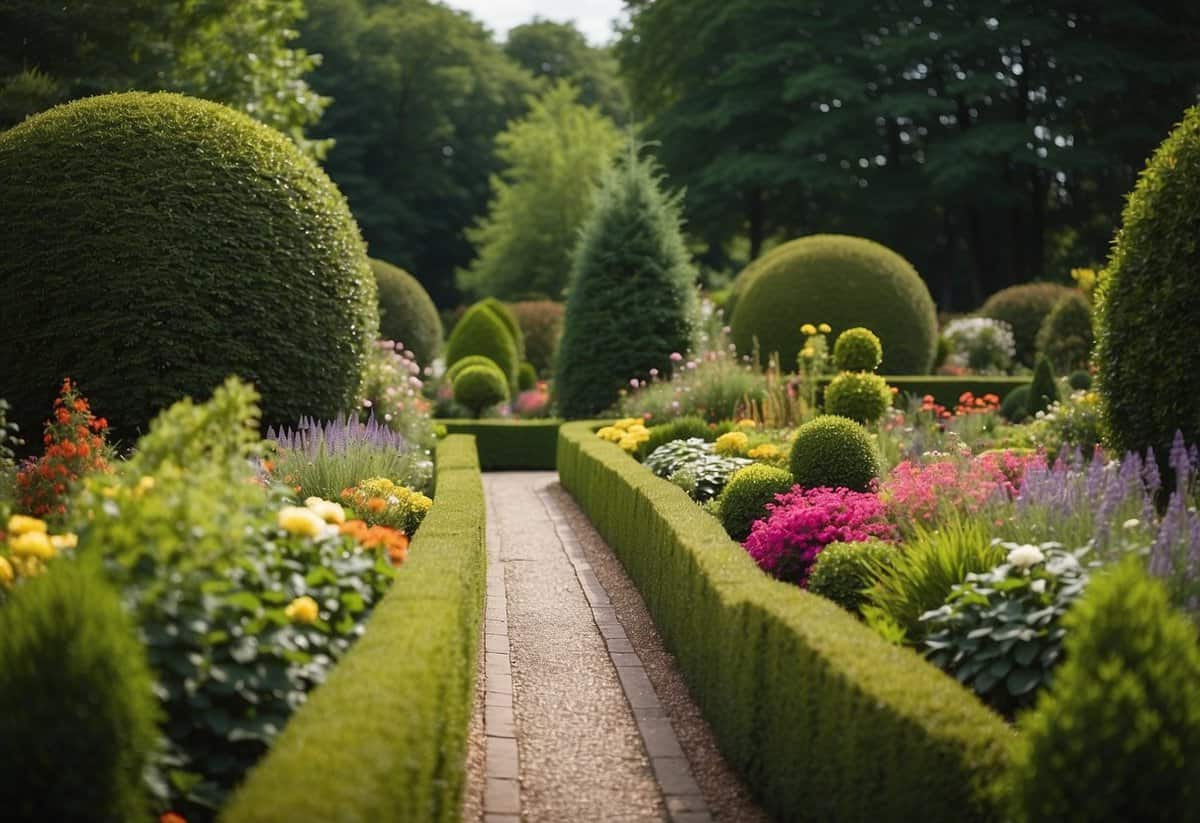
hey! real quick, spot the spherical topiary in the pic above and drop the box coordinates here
[481,297,525,360]
[1034,290,1093,375]
[807,540,897,614]
[1001,384,1033,422]
[1029,355,1060,416]
[978,282,1075,367]
[0,92,378,440]
[446,355,502,384]
[1068,370,1092,391]
[369,257,443,368]
[788,415,881,492]
[517,361,538,391]
[729,235,937,374]
[823,372,892,424]
[445,302,520,386]
[1097,107,1200,461]
[716,463,795,542]
[452,363,510,418]
[0,561,159,822]
[833,327,883,372]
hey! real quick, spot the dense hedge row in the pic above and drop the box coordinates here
[815,375,1030,410]
[222,435,486,823]
[557,422,1012,822]
[439,419,561,470]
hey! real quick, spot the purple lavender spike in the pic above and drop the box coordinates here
[1143,447,1161,493]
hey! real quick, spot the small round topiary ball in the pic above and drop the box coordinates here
[729,235,938,374]
[823,372,892,424]
[446,355,502,384]
[453,364,510,417]
[0,92,378,439]
[716,463,795,542]
[833,327,883,372]
[788,415,881,492]
[808,540,896,614]
[370,258,444,369]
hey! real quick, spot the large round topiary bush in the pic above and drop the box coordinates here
[369,257,443,368]
[444,302,520,386]
[729,235,937,374]
[978,282,1075,367]
[0,92,378,440]
[788,415,881,492]
[1097,107,1200,460]
[1035,291,1093,375]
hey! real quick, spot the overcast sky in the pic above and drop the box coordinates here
[441,0,627,45]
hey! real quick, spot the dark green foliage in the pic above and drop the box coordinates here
[637,416,715,460]
[224,436,486,823]
[481,298,525,360]
[555,151,697,418]
[1035,291,1093,375]
[517,362,538,391]
[833,327,883,372]
[453,365,510,418]
[444,303,519,386]
[445,355,500,385]
[1001,385,1033,423]
[0,561,159,823]
[1068,370,1092,391]
[979,283,1075,367]
[558,421,1012,822]
[370,258,444,368]
[729,235,938,374]
[503,19,628,121]
[823,372,892,424]
[643,438,750,502]
[788,415,881,493]
[808,540,896,615]
[1029,356,1059,416]
[510,300,565,375]
[716,463,795,542]
[1007,560,1200,822]
[1097,106,1200,461]
[438,419,561,470]
[0,92,377,441]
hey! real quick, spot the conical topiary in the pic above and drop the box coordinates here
[555,150,696,418]
[444,302,520,386]
[1029,355,1059,416]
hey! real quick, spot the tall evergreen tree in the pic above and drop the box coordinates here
[555,149,697,418]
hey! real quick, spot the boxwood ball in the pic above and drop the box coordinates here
[0,92,378,440]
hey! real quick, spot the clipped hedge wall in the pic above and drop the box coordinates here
[558,422,1013,822]
[0,92,378,441]
[369,257,444,368]
[222,435,486,823]
[440,419,561,470]
[816,375,1030,410]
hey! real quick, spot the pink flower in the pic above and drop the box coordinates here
[670,352,683,362]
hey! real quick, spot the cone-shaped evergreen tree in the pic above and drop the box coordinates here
[555,149,697,418]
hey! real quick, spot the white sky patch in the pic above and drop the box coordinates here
[442,0,627,45]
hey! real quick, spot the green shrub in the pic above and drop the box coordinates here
[808,540,897,614]
[824,371,892,424]
[453,364,510,418]
[978,282,1075,367]
[370,257,444,368]
[637,416,715,460]
[446,355,501,384]
[555,152,697,418]
[716,463,795,541]
[517,361,538,391]
[0,561,159,823]
[788,415,881,492]
[510,300,565,375]
[862,515,1007,643]
[833,327,883,372]
[438,419,561,470]
[1034,291,1093,375]
[729,235,938,374]
[444,302,520,386]
[1007,559,1200,822]
[1096,106,1200,461]
[481,297,526,360]
[1067,370,1092,391]
[1028,355,1059,416]
[614,355,767,424]
[1000,384,1032,422]
[0,92,378,441]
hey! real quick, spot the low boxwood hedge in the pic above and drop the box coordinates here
[222,435,486,823]
[817,375,1030,410]
[439,419,561,470]
[557,422,1013,822]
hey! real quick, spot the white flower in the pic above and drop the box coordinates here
[1123,518,1141,530]
[1007,544,1045,570]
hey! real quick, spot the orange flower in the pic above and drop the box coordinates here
[366,497,388,513]
[160,812,188,823]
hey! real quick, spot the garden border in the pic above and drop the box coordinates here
[817,375,1031,409]
[222,434,486,823]
[557,421,1014,822]
[439,419,561,470]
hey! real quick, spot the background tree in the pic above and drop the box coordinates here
[504,18,629,122]
[457,81,622,301]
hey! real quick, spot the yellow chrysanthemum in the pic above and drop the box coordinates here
[818,323,832,334]
[49,533,78,551]
[618,435,641,453]
[6,515,47,536]
[0,556,13,586]
[596,426,623,443]
[736,418,757,430]
[614,417,642,431]
[278,506,326,538]
[285,595,320,624]
[801,323,817,336]
[748,444,782,460]
[714,431,750,456]
[801,347,815,359]
[10,531,55,560]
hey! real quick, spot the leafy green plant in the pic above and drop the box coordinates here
[636,416,715,460]
[824,371,892,424]
[715,463,794,541]
[1000,384,1032,422]
[644,437,716,479]
[645,437,749,501]
[453,363,511,418]
[788,415,881,492]
[807,540,896,614]
[833,327,883,372]
[921,543,1092,714]
[1035,291,1093,375]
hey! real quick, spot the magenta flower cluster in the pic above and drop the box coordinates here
[742,486,896,586]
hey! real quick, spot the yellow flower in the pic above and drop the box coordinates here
[305,497,346,525]
[596,426,624,443]
[0,556,13,587]
[277,506,326,538]
[801,347,815,359]
[285,595,320,624]
[618,435,641,453]
[736,418,757,430]
[615,417,642,431]
[818,323,832,334]
[714,431,749,456]
[134,476,156,497]
[49,533,78,551]
[7,515,47,536]
[801,323,817,336]
[625,424,649,438]
[10,531,55,560]
[748,444,782,460]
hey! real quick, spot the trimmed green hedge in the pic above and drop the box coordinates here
[440,419,561,470]
[816,375,1030,410]
[222,435,486,823]
[558,422,1012,822]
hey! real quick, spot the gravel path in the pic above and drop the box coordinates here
[466,471,769,823]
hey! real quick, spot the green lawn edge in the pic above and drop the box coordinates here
[221,434,486,823]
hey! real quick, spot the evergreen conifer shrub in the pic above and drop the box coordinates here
[1028,356,1059,416]
[370,258,444,368]
[555,151,696,418]
[0,92,378,439]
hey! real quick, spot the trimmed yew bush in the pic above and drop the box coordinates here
[1035,291,1093,375]
[716,463,795,542]
[788,415,881,492]
[370,257,443,368]
[453,364,510,418]
[824,371,892,424]
[833,327,883,372]
[979,282,1074,367]
[445,302,520,386]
